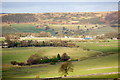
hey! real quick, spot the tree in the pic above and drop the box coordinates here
[11,61,17,65]
[21,40,28,47]
[57,54,61,60]
[59,61,73,77]
[45,26,50,30]
[77,26,80,30]
[105,32,118,39]
[27,54,42,65]
[61,53,70,61]
[62,27,66,30]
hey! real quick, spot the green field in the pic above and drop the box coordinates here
[2,53,118,78]
[2,23,117,36]
[2,40,119,79]
[47,24,104,30]
[86,27,118,35]
[2,47,100,64]
[2,24,55,35]
[1,10,119,80]
[75,40,119,53]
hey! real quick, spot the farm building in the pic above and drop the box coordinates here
[84,37,93,40]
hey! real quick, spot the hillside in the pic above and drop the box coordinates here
[86,26,118,35]
[1,11,118,25]
[2,40,118,79]
[1,11,118,36]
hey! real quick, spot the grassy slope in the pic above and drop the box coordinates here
[76,40,119,53]
[47,24,105,30]
[2,25,19,34]
[2,23,117,36]
[2,47,98,64]
[2,54,118,78]
[69,54,118,78]
[87,27,117,35]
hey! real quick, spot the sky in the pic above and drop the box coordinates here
[1,2,119,13]
[1,0,120,2]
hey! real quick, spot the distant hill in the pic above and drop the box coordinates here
[1,11,118,36]
[85,27,117,35]
[1,11,118,25]
[2,14,38,23]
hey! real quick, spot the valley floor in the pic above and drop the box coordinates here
[1,40,119,79]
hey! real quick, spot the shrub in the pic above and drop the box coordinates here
[39,59,49,64]
[27,54,42,64]
[61,53,70,61]
[11,61,26,66]
[17,62,25,66]
[50,62,56,65]
[51,58,58,62]
[42,56,49,60]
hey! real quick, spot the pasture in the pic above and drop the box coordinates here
[2,40,119,79]
[2,53,118,78]
[2,47,99,64]
[75,40,119,53]
[46,24,105,30]
[2,23,117,36]
[2,24,55,35]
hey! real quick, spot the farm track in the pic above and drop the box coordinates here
[29,72,119,80]
[65,72,120,78]
[87,66,118,70]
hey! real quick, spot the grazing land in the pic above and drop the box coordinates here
[1,11,119,80]
[2,40,119,79]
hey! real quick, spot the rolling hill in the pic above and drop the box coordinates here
[1,11,118,36]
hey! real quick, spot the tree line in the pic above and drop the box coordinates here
[11,53,74,77]
[11,53,70,66]
[2,39,76,48]
[3,31,52,38]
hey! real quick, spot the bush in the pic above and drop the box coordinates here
[27,54,42,64]
[26,53,71,65]
[11,61,17,65]
[61,53,70,61]
[50,58,58,62]
[39,59,49,64]
[11,61,26,66]
[39,57,58,64]
[17,62,25,66]
[50,62,56,65]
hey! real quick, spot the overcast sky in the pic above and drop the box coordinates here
[1,0,119,13]
[1,0,120,2]
[2,2,118,13]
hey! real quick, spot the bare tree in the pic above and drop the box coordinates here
[61,53,70,61]
[59,60,73,77]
